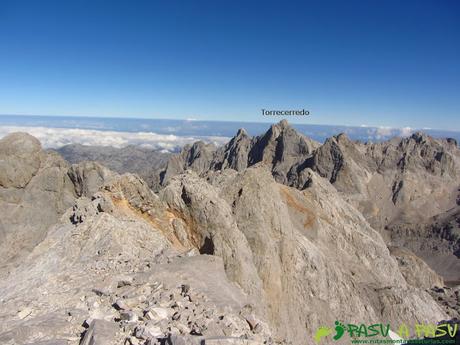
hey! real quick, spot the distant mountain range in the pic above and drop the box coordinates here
[1,115,460,151]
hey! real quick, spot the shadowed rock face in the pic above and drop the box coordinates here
[0,129,457,345]
[388,205,460,283]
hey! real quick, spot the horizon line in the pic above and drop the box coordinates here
[0,113,459,134]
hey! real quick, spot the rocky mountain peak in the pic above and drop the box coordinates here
[411,131,430,143]
[269,118,290,132]
[334,132,352,144]
[235,128,249,137]
[161,120,321,186]
[266,119,295,137]
[249,120,317,162]
[446,137,458,147]
[278,118,289,127]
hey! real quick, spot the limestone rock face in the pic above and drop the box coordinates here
[211,128,252,172]
[161,142,217,185]
[0,175,271,345]
[388,206,460,282]
[0,132,42,188]
[246,120,318,185]
[0,133,77,267]
[68,161,115,197]
[160,166,446,344]
[160,171,264,300]
[389,246,445,289]
[161,123,460,232]
[159,121,460,284]
[309,132,460,230]
[0,134,121,270]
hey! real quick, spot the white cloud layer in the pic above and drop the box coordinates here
[367,126,413,140]
[0,126,230,151]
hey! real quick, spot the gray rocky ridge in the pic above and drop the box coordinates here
[0,123,459,345]
[160,121,460,283]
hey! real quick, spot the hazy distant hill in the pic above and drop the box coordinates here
[55,144,170,189]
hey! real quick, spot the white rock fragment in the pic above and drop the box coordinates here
[149,307,169,321]
[17,307,32,320]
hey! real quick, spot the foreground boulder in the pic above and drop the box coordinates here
[0,133,76,268]
[80,320,120,345]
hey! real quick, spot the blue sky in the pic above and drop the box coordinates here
[0,0,459,130]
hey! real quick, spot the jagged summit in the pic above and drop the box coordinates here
[235,127,249,137]
[334,132,351,142]
[411,131,430,143]
[160,124,460,238]
[446,137,458,147]
[160,120,320,186]
[269,118,290,132]
[278,118,289,128]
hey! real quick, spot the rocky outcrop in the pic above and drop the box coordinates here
[428,286,460,319]
[56,144,171,191]
[0,132,43,188]
[0,172,272,345]
[68,161,115,197]
[0,134,118,270]
[160,120,320,187]
[309,131,460,230]
[161,142,217,186]
[160,166,447,344]
[0,133,76,268]
[211,128,252,172]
